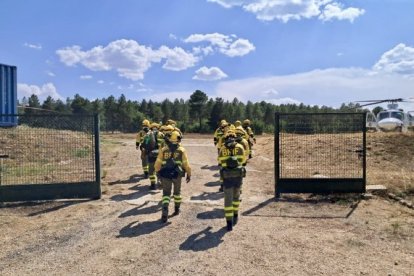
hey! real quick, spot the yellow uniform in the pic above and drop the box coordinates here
[155,131,191,223]
[136,119,151,177]
[218,132,246,231]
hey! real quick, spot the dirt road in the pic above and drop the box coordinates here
[1,135,413,275]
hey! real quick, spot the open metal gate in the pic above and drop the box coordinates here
[0,114,101,202]
[275,113,366,197]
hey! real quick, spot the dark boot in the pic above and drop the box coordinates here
[144,172,149,179]
[161,206,168,223]
[226,220,233,231]
[249,153,252,159]
[219,184,224,192]
[150,183,156,190]
[233,214,238,226]
[173,205,180,216]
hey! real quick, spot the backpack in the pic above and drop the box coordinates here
[143,130,157,152]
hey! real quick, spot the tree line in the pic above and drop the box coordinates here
[18,90,365,134]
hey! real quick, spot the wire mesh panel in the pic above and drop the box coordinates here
[275,113,366,197]
[0,114,101,201]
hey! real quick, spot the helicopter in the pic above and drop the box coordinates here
[355,98,414,132]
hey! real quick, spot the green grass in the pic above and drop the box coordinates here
[73,148,90,158]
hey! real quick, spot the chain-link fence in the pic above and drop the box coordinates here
[0,114,100,201]
[275,113,366,196]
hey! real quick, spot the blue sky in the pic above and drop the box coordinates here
[1,0,414,109]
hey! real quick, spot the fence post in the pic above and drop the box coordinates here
[274,113,280,199]
[0,154,9,186]
[94,114,101,199]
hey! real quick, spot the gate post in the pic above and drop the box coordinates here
[274,113,280,199]
[94,113,101,199]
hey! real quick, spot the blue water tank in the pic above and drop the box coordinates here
[0,63,18,126]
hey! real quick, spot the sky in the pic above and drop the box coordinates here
[1,0,414,109]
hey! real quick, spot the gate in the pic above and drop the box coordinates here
[275,113,366,197]
[0,114,101,202]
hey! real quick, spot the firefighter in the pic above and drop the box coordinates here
[146,123,165,190]
[235,120,249,141]
[242,119,256,159]
[218,129,246,231]
[161,125,176,144]
[214,120,228,152]
[235,126,249,165]
[155,131,191,223]
[166,119,183,137]
[136,119,151,178]
[216,121,230,192]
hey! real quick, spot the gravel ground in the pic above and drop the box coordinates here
[1,135,413,275]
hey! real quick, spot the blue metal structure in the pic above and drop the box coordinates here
[0,63,18,126]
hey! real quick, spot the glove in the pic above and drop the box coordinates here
[186,174,191,183]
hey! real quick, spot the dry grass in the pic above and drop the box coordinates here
[256,132,414,201]
[0,126,95,184]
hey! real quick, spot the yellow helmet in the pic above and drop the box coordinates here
[225,125,236,138]
[142,119,150,127]
[169,131,182,144]
[234,120,242,127]
[163,125,175,133]
[167,119,176,126]
[220,120,228,127]
[243,119,251,126]
[150,122,160,129]
[235,126,246,136]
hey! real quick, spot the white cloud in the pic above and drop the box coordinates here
[193,66,228,81]
[184,33,255,57]
[207,0,364,23]
[159,46,199,71]
[211,43,414,107]
[97,80,104,84]
[24,42,42,50]
[46,71,55,77]
[373,43,414,75]
[80,75,93,80]
[319,2,365,23]
[17,83,63,101]
[56,39,198,80]
[213,68,414,107]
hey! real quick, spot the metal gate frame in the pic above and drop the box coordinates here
[274,112,366,198]
[0,114,101,202]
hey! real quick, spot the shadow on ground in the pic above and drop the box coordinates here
[0,199,91,217]
[204,181,221,187]
[119,201,162,218]
[109,174,145,185]
[110,184,156,202]
[117,220,170,238]
[200,165,220,171]
[179,226,227,251]
[196,208,223,220]
[242,195,361,219]
[190,192,223,201]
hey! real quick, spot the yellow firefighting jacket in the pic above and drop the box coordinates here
[243,126,256,145]
[154,145,191,177]
[218,143,246,168]
[136,128,149,148]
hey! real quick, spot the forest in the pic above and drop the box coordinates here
[18,90,369,134]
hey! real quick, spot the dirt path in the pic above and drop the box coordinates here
[1,135,413,275]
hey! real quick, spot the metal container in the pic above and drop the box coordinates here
[0,63,18,126]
